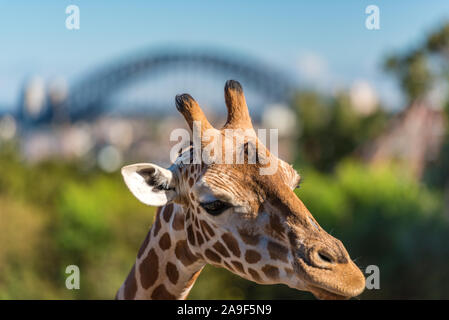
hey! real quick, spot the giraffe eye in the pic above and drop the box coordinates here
[200,200,231,216]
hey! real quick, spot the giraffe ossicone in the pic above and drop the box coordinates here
[169,122,279,175]
[116,80,365,300]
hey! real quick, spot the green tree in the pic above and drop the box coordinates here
[292,90,387,172]
[384,49,433,103]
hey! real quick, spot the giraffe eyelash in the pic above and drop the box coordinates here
[200,200,232,216]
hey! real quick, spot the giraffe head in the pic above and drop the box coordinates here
[122,80,365,300]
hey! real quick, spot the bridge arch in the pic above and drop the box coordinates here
[24,47,297,124]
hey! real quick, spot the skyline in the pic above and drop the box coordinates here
[1,1,449,111]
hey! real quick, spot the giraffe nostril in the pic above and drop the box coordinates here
[311,248,337,267]
[318,251,333,264]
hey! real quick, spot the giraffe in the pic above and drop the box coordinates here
[116,80,365,300]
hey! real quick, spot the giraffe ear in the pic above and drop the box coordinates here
[121,163,177,206]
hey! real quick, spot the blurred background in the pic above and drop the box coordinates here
[1,1,449,299]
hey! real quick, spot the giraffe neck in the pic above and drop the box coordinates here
[116,204,205,300]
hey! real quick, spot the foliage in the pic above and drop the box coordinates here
[384,22,449,104]
[423,101,449,188]
[384,50,433,103]
[292,90,387,172]
[381,25,449,191]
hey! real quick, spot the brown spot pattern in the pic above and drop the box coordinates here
[231,260,245,274]
[213,241,230,258]
[245,250,262,264]
[238,228,260,245]
[205,249,221,263]
[221,233,241,257]
[269,214,285,238]
[163,204,174,223]
[139,249,158,289]
[200,220,215,237]
[262,265,279,280]
[159,233,171,251]
[187,225,196,246]
[287,231,297,247]
[153,208,162,237]
[196,231,204,246]
[172,212,185,231]
[166,262,179,285]
[175,240,198,266]
[248,268,262,283]
[151,284,176,300]
[267,241,289,262]
[123,265,137,299]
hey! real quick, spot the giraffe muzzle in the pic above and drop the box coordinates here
[295,252,366,299]
[290,236,365,299]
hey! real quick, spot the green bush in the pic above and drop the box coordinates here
[297,161,448,299]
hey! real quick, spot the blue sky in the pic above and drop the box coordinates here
[1,0,449,110]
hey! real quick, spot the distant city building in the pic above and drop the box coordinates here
[20,76,47,120]
[350,80,379,116]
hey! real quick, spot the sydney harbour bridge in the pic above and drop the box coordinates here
[15,46,297,126]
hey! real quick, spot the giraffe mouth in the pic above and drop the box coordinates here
[295,257,365,300]
[305,284,349,300]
